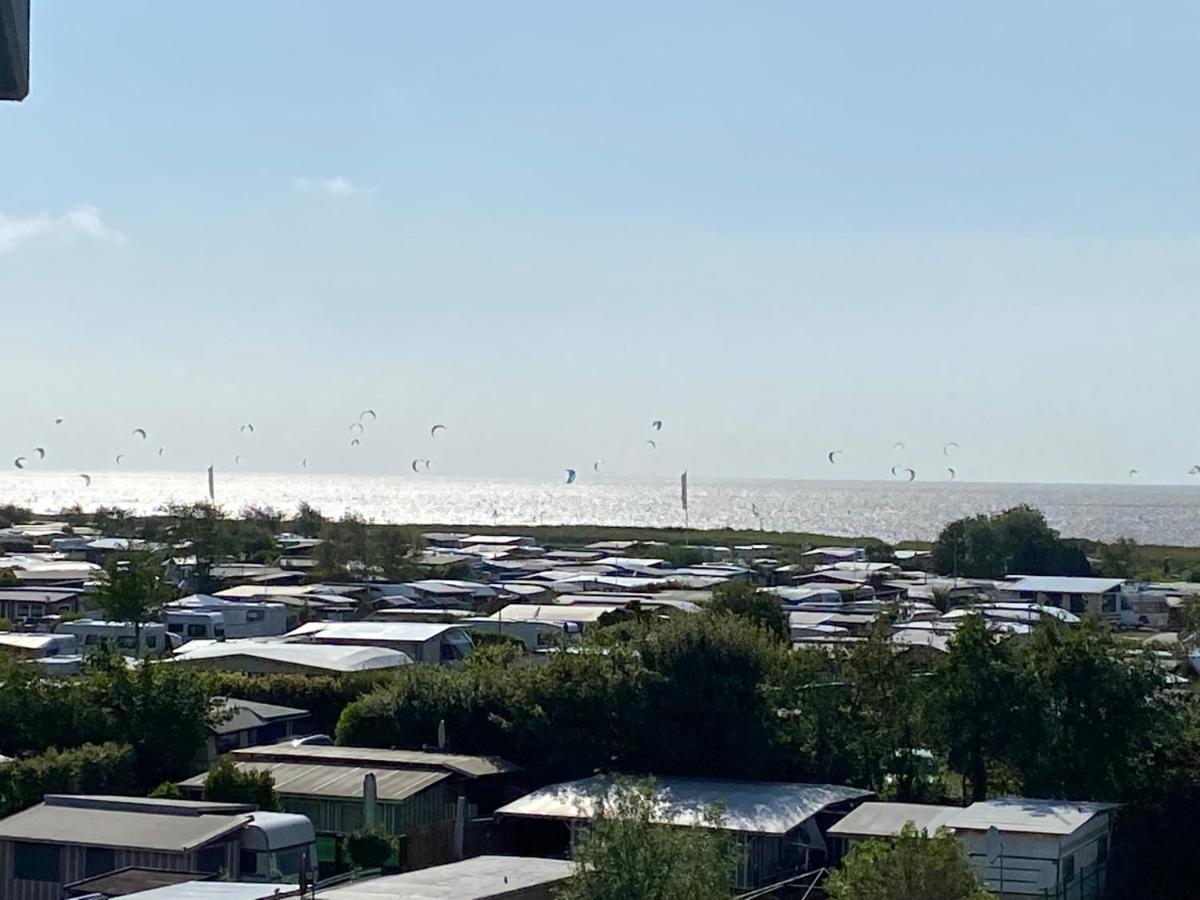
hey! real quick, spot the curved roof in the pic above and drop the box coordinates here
[497,776,871,835]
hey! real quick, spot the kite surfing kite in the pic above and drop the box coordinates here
[565,468,576,485]
[943,441,959,457]
[947,467,956,481]
[828,450,843,464]
[79,473,91,487]
[13,457,25,469]
[645,440,657,450]
[132,428,147,440]
[651,420,663,431]
[34,447,45,459]
[431,424,446,438]
[360,409,377,422]
[240,424,255,433]
[115,454,125,465]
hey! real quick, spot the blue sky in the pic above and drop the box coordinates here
[1,1,1198,483]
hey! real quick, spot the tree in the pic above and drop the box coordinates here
[837,619,924,796]
[1096,537,1139,579]
[925,614,1022,800]
[707,581,787,641]
[290,502,326,538]
[826,824,991,900]
[203,757,279,810]
[88,649,219,788]
[931,505,1091,579]
[555,778,738,900]
[149,781,185,799]
[345,826,396,870]
[1012,617,1178,801]
[93,552,171,653]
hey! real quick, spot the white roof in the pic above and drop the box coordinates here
[321,856,574,900]
[285,621,467,643]
[496,776,871,835]
[121,884,298,900]
[891,630,951,653]
[788,611,837,627]
[803,547,863,558]
[0,633,67,652]
[946,798,1115,835]
[487,604,612,624]
[172,640,411,672]
[1001,576,1124,594]
[828,802,958,837]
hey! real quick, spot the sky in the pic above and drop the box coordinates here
[1,1,1198,484]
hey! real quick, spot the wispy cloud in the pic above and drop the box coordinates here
[291,176,372,198]
[0,206,126,253]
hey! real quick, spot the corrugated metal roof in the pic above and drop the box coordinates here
[497,776,872,835]
[828,802,958,837]
[321,856,574,900]
[180,762,448,803]
[228,745,519,778]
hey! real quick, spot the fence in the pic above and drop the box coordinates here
[1038,860,1106,900]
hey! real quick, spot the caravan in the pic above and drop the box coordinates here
[56,619,175,657]
[165,595,290,639]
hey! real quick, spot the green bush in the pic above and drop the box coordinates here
[203,757,279,810]
[0,743,137,817]
[345,826,397,870]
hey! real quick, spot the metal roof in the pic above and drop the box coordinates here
[0,796,250,852]
[227,744,519,778]
[1000,576,1124,594]
[172,641,411,672]
[321,855,575,900]
[496,776,872,835]
[285,621,467,643]
[946,798,1115,835]
[486,604,612,624]
[120,883,298,900]
[180,762,448,803]
[212,697,310,736]
[828,802,958,837]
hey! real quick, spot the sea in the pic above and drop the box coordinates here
[2,471,1200,546]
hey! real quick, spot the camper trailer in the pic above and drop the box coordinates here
[163,609,227,642]
[165,595,290,638]
[56,619,174,657]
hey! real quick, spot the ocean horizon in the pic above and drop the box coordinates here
[3,470,1200,546]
